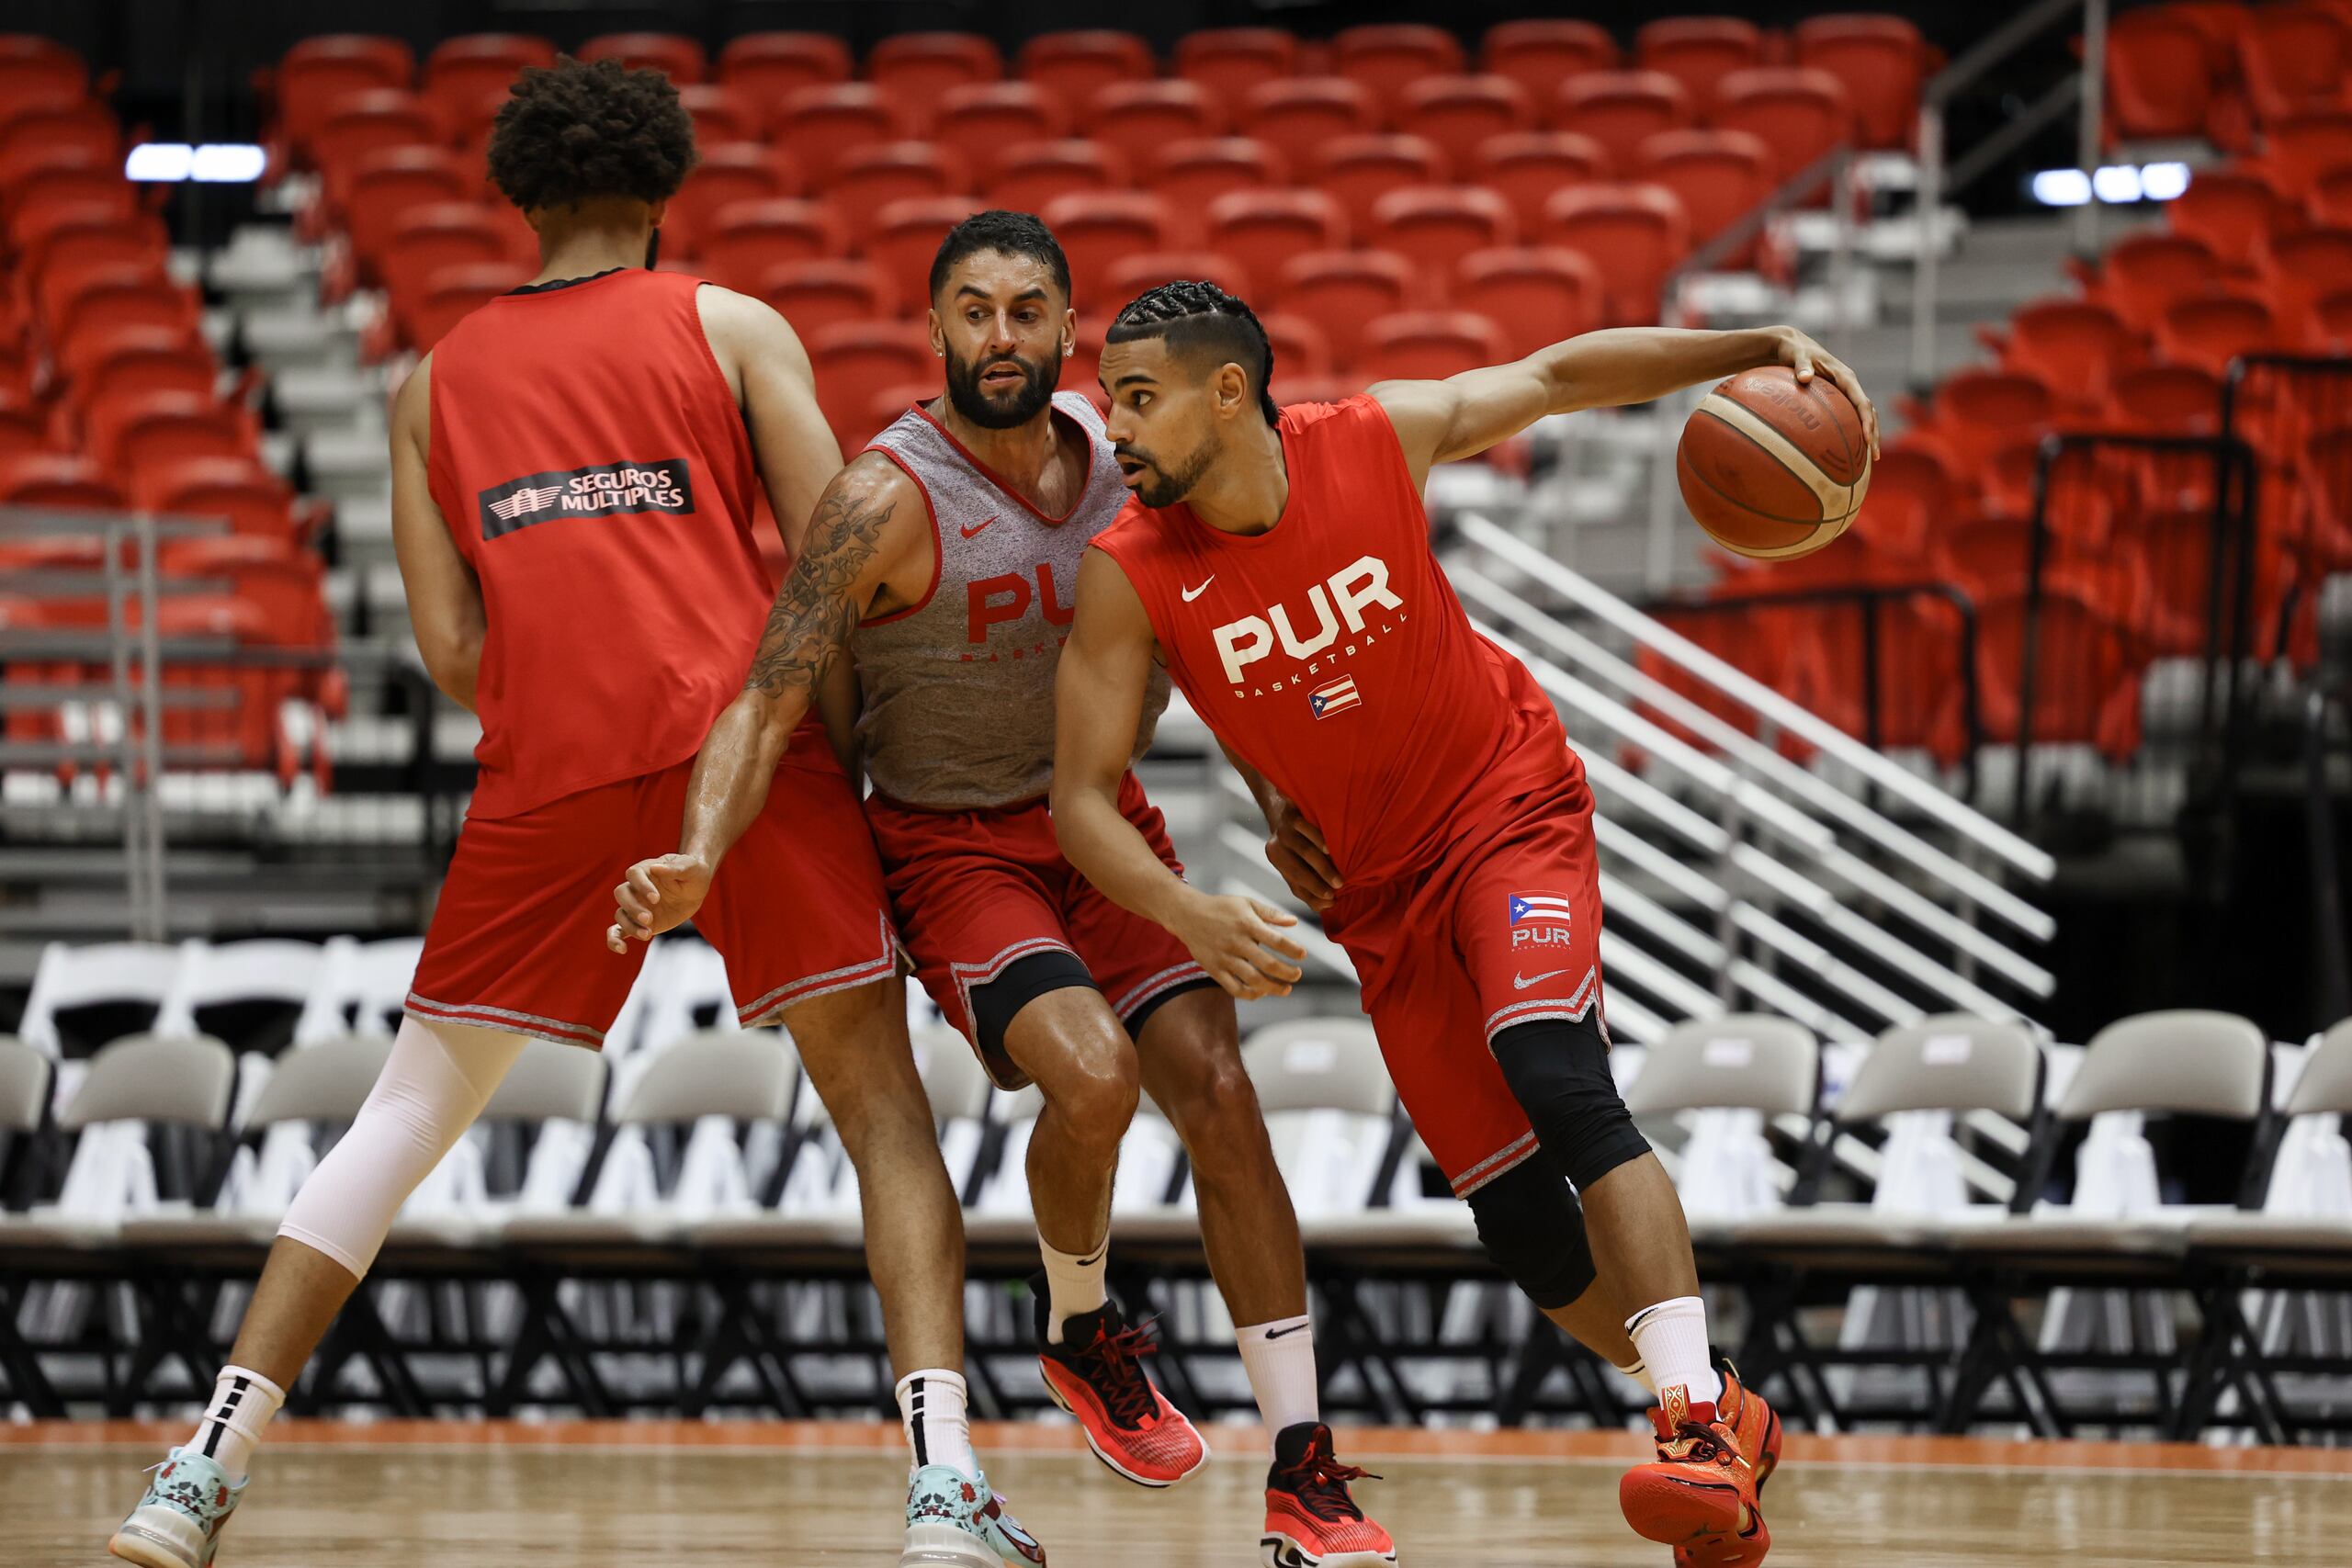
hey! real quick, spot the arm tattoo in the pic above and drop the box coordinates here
[742,481,895,697]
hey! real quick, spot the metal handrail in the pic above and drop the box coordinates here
[2307,683,2350,1026]
[1458,513,2058,885]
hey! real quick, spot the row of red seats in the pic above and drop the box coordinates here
[271,19,1934,159]
[2108,1,2352,148]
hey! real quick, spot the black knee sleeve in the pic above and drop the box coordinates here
[1490,1014,1652,1191]
[968,950,1097,1089]
[1463,1153,1597,1311]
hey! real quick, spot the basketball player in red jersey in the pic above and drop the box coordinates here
[107,62,1041,1568]
[610,214,1396,1567]
[1056,282,1880,1568]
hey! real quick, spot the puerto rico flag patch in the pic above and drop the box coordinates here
[1509,892,1576,927]
[1308,675,1362,719]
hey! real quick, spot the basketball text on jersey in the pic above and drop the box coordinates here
[1509,893,1577,950]
[1307,676,1361,717]
[477,458,695,540]
[1210,554,1406,689]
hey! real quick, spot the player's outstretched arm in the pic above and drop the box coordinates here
[1052,550,1307,999]
[607,455,914,951]
[1371,325,1880,488]
[388,355,486,713]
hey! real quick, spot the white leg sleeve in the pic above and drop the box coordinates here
[277,1015,528,1279]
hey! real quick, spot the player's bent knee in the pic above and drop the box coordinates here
[1463,1154,1597,1311]
[1489,1015,1652,1192]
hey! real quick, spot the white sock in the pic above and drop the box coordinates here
[1038,1230,1108,1345]
[1616,1358,1657,1395]
[187,1365,286,1480]
[896,1369,977,1479]
[1625,1297,1721,1409]
[1236,1316,1320,1439]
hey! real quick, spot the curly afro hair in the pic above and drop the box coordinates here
[487,55,696,213]
[1108,281,1280,426]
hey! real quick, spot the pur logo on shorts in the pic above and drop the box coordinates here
[477,458,695,540]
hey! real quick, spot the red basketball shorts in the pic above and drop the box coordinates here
[865,772,1211,1087]
[407,725,898,1047]
[1325,775,1608,1201]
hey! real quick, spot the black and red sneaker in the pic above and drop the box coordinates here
[1033,1288,1206,1488]
[1261,1422,1397,1567]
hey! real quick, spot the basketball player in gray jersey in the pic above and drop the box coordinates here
[612,212,1399,1565]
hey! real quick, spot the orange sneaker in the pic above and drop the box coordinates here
[1620,1382,1770,1567]
[1675,1362,1781,1567]
[1035,1294,1207,1488]
[1261,1422,1398,1567]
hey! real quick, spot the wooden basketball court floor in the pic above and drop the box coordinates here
[6,1419,2347,1565]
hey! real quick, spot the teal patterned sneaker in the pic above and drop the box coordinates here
[108,1449,246,1568]
[902,1464,1047,1566]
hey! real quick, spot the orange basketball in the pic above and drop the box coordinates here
[1676,366,1871,560]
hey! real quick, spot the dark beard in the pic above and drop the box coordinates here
[1134,443,1216,508]
[944,348,1058,430]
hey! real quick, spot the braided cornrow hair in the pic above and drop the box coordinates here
[1108,280,1280,425]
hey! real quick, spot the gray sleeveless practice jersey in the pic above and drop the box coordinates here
[855,392,1170,808]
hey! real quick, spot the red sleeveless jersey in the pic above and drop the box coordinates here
[424,268,773,818]
[1091,396,1579,888]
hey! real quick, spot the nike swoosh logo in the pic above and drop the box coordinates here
[961,515,998,538]
[1262,1322,1311,1340]
[1514,968,1572,990]
[1076,1247,1108,1269]
[1181,576,1215,602]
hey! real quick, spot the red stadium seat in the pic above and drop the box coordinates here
[5,153,136,237]
[2154,291,2288,376]
[51,270,199,355]
[1991,297,2144,408]
[578,33,706,85]
[718,33,853,112]
[866,197,989,297]
[698,199,849,293]
[51,314,206,390]
[2106,363,2225,434]
[2238,5,2351,126]
[401,262,529,353]
[380,205,517,315]
[1540,183,1691,326]
[1205,190,1350,302]
[26,214,168,321]
[0,33,89,108]
[2165,164,2297,272]
[1238,79,1381,174]
[134,457,301,542]
[0,451,125,510]
[1634,130,1773,256]
[756,259,898,335]
[343,146,474,272]
[1089,82,1224,175]
[2259,225,2352,321]
[1368,186,1518,274]
[1175,29,1301,103]
[2260,108,2352,197]
[1479,21,1620,107]
[1452,247,1605,360]
[1926,367,2056,468]
[808,321,935,454]
[1257,311,1337,381]
[1310,135,1447,231]
[934,82,1069,150]
[275,35,414,153]
[1634,17,1767,112]
[1148,139,1289,215]
[1334,24,1468,118]
[422,34,554,116]
[869,32,1003,132]
[2104,11,2219,143]
[1102,251,1255,310]
[676,84,759,147]
[60,327,218,412]
[1272,251,1420,370]
[821,142,971,244]
[38,253,169,340]
[0,392,54,462]
[0,102,119,172]
[1793,15,1929,151]
[85,391,256,475]
[1395,76,1536,173]
[1471,131,1612,234]
[1358,310,1510,383]
[1018,31,1155,108]
[1712,68,1857,186]
[309,91,446,204]
[774,85,905,185]
[1556,72,1696,170]
[2314,163,2352,226]
[2084,230,2227,331]
[1039,191,1175,309]
[985,140,1127,213]
[1973,586,2142,756]
[664,143,795,259]
[2316,287,2352,345]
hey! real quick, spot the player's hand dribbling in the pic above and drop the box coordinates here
[1262,792,1341,914]
[606,853,714,953]
[1170,891,1307,999]
[1770,325,1881,460]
